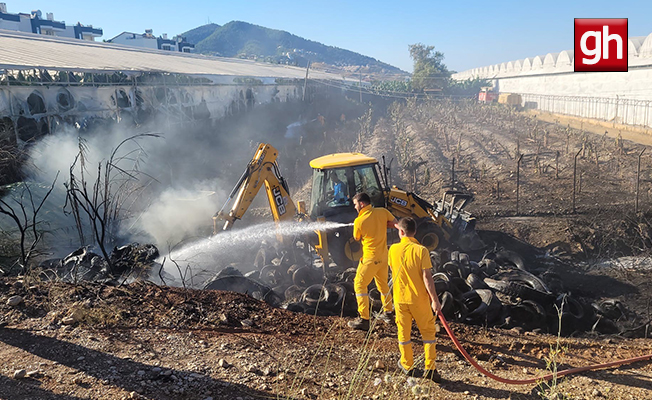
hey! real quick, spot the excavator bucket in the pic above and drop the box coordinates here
[435,190,485,253]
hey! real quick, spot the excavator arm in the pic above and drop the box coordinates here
[213,143,298,233]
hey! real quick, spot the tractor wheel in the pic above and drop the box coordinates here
[416,223,448,252]
[344,237,363,263]
[328,233,356,269]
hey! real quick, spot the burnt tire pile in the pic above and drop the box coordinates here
[203,247,648,336]
[204,261,358,317]
[37,244,160,283]
[434,250,642,336]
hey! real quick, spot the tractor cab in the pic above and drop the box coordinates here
[309,153,385,220]
[308,152,387,268]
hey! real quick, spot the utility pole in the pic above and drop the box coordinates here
[572,148,582,213]
[302,61,311,102]
[636,148,646,214]
[451,157,456,189]
[516,154,523,215]
[359,70,362,103]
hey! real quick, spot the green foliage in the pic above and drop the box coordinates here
[240,40,264,56]
[181,23,220,45]
[409,43,450,91]
[370,80,412,94]
[445,77,492,97]
[233,77,263,85]
[537,305,570,400]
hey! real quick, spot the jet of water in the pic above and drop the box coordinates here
[158,220,353,284]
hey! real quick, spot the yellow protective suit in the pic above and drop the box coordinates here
[389,236,437,372]
[353,204,395,320]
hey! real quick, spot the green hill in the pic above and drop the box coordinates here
[181,23,220,45]
[180,21,406,76]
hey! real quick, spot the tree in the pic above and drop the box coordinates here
[63,134,160,274]
[0,176,58,273]
[408,43,450,91]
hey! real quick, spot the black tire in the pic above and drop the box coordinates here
[593,299,627,320]
[286,264,302,277]
[433,272,450,294]
[293,266,319,287]
[284,285,303,302]
[302,306,337,317]
[429,251,442,270]
[540,271,564,293]
[522,300,547,323]
[466,273,489,290]
[442,261,462,278]
[301,284,329,307]
[453,298,470,322]
[272,284,288,297]
[492,270,551,293]
[449,276,471,297]
[495,250,526,271]
[286,302,307,313]
[243,270,259,279]
[263,290,284,307]
[466,304,488,322]
[439,291,455,320]
[461,290,482,312]
[458,262,470,280]
[205,275,279,306]
[558,294,585,320]
[215,265,242,278]
[369,287,382,311]
[260,264,285,286]
[592,316,620,334]
[484,278,554,305]
[476,289,502,323]
[510,300,546,330]
[339,282,358,315]
[339,267,358,283]
[324,283,346,308]
[468,261,482,276]
[432,272,450,282]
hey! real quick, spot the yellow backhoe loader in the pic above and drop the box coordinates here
[213,143,484,269]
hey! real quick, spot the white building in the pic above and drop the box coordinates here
[108,30,159,50]
[452,32,652,128]
[0,3,102,40]
[108,30,195,53]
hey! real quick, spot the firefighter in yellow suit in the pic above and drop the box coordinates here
[348,192,397,331]
[389,217,442,382]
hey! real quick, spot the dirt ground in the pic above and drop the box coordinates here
[2,100,652,399]
[1,280,651,400]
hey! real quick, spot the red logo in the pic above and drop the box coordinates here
[574,18,628,72]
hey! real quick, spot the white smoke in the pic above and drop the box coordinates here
[6,122,229,256]
[131,183,221,248]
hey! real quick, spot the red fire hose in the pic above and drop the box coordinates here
[437,313,652,385]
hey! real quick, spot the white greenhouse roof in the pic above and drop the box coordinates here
[0,29,339,81]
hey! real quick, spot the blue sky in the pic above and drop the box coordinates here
[10,0,652,73]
